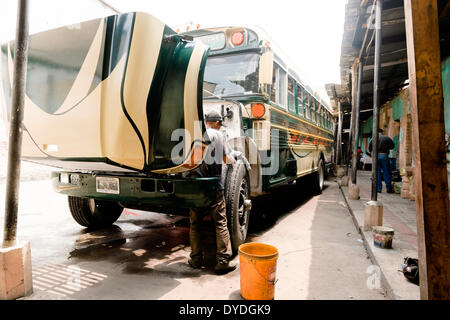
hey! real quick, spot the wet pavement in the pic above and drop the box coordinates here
[0,173,387,300]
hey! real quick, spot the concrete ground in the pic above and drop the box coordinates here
[340,170,420,300]
[0,168,387,300]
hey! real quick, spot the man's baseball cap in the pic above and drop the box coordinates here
[204,111,224,123]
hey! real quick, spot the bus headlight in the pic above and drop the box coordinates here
[60,173,69,184]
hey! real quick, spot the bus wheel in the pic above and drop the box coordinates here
[312,159,325,195]
[225,162,252,253]
[68,196,123,228]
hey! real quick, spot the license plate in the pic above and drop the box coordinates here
[96,177,120,194]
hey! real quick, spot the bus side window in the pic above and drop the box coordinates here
[311,99,317,123]
[316,101,320,125]
[317,105,321,127]
[271,63,286,108]
[288,77,295,113]
[322,108,325,128]
[297,85,304,117]
[327,112,333,130]
[270,65,277,102]
[319,106,323,127]
[277,67,287,108]
[318,102,321,125]
[305,92,310,120]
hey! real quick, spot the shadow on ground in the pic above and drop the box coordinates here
[248,177,328,237]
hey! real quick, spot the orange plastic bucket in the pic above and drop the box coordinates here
[238,243,279,300]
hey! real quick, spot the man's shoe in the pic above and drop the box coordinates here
[214,261,237,275]
[377,190,382,193]
[188,258,203,269]
[387,189,395,194]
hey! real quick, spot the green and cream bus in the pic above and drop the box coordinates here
[1,12,334,250]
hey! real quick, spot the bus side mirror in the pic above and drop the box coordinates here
[259,48,273,85]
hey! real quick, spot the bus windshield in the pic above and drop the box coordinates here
[203,53,260,97]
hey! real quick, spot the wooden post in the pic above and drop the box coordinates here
[404,0,450,299]
[351,59,364,184]
[349,60,358,182]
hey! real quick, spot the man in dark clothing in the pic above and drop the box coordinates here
[188,111,237,275]
[368,129,395,193]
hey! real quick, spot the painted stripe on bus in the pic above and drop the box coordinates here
[269,105,333,135]
[270,123,334,142]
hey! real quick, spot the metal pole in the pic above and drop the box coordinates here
[371,0,382,201]
[351,59,364,184]
[333,116,338,165]
[3,0,29,248]
[337,102,343,165]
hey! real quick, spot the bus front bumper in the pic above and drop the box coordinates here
[52,172,219,208]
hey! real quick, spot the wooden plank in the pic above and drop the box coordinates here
[349,60,359,178]
[404,0,450,300]
[363,58,408,70]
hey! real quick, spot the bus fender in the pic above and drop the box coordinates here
[228,136,263,197]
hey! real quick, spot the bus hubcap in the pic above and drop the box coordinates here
[238,180,250,233]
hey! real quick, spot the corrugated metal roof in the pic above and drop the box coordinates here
[328,0,449,125]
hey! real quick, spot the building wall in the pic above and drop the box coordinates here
[361,56,450,163]
[359,56,450,198]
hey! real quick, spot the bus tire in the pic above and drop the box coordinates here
[225,162,251,253]
[68,196,123,228]
[312,159,325,195]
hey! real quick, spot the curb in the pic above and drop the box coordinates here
[337,181,396,300]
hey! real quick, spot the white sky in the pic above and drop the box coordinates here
[0,0,347,104]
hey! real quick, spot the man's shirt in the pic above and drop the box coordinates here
[368,134,395,155]
[195,128,232,190]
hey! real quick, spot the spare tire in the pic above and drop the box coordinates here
[225,162,252,252]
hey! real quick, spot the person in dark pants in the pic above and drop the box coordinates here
[368,129,395,193]
[188,111,237,275]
